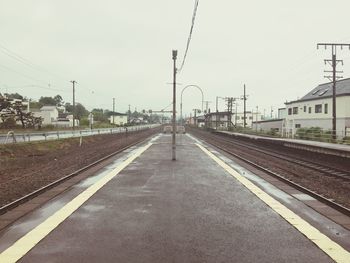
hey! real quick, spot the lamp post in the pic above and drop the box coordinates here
[180,85,204,126]
[172,50,177,161]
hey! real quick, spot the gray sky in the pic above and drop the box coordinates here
[1,0,350,117]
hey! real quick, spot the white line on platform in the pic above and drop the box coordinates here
[196,142,350,263]
[0,142,153,263]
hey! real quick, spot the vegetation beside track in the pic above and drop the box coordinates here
[0,127,160,207]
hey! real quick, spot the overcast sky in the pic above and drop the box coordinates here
[1,0,350,117]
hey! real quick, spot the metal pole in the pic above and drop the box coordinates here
[113,98,115,125]
[243,84,246,128]
[332,50,337,140]
[216,96,218,130]
[180,102,183,126]
[71,80,76,131]
[256,106,258,133]
[172,50,177,161]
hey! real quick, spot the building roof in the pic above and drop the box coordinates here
[109,112,127,116]
[286,78,350,104]
[205,111,231,116]
[253,118,283,124]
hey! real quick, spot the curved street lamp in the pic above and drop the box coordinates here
[180,85,204,125]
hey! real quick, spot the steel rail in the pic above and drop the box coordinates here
[0,131,157,215]
[191,130,350,217]
[212,131,350,181]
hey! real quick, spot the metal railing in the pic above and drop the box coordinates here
[0,124,160,144]
[204,125,350,145]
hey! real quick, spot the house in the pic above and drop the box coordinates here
[284,78,350,137]
[233,111,262,127]
[34,106,59,126]
[204,111,263,129]
[204,112,230,129]
[110,112,128,126]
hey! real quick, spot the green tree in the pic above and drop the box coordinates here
[53,95,63,106]
[91,108,108,122]
[4,93,24,100]
[39,96,56,106]
[75,103,88,120]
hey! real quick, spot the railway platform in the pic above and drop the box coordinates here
[0,133,349,262]
[218,131,350,158]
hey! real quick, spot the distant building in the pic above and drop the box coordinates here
[278,108,286,119]
[204,112,230,129]
[34,106,59,126]
[109,113,128,126]
[284,78,350,137]
[252,119,284,134]
[233,111,262,127]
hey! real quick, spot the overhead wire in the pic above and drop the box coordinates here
[177,0,200,73]
[0,42,68,82]
[161,101,173,111]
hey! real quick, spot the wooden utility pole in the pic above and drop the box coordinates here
[317,43,350,140]
[71,80,77,131]
[172,50,177,161]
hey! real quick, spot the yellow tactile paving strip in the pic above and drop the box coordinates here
[0,143,152,263]
[196,143,350,263]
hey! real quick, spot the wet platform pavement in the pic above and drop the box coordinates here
[0,134,349,262]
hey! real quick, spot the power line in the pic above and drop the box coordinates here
[161,101,173,111]
[1,84,67,93]
[0,64,68,92]
[0,42,67,82]
[317,43,350,140]
[177,0,200,73]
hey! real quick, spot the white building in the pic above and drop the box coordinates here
[284,78,350,137]
[34,106,59,126]
[252,119,284,134]
[204,112,230,128]
[109,113,128,126]
[233,111,263,127]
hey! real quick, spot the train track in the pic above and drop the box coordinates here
[213,132,350,181]
[189,128,350,217]
[0,132,157,215]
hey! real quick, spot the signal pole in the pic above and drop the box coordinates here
[317,43,350,140]
[71,80,77,131]
[172,50,177,161]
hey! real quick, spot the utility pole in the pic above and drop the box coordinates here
[225,97,234,129]
[317,43,350,140]
[113,98,115,125]
[172,50,177,161]
[71,80,77,131]
[128,104,131,123]
[270,106,273,119]
[216,96,224,130]
[255,105,259,133]
[203,100,211,113]
[241,84,248,128]
[234,101,238,127]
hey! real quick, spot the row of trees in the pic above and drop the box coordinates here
[0,94,42,129]
[0,92,164,129]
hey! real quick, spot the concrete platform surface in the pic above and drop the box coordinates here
[0,134,348,263]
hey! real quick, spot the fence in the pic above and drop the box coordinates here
[211,126,350,145]
[0,124,160,144]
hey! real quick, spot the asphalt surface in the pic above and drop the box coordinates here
[0,134,336,262]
